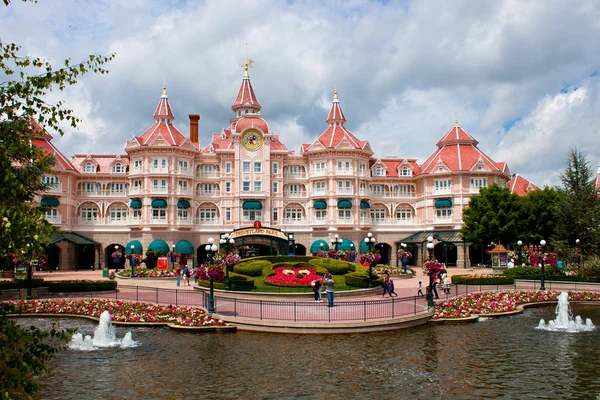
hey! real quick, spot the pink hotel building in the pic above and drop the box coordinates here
[34,61,532,270]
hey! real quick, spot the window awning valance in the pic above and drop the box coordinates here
[337,200,352,209]
[435,199,453,208]
[177,199,191,209]
[151,199,168,208]
[310,240,329,253]
[125,240,143,254]
[148,239,170,255]
[314,200,327,209]
[175,240,194,255]
[360,200,370,209]
[242,201,262,209]
[41,197,60,207]
[129,199,142,209]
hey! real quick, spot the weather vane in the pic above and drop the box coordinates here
[240,43,254,78]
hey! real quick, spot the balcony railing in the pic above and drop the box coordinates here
[77,191,101,197]
[178,167,193,176]
[311,188,327,196]
[283,172,307,179]
[150,167,169,174]
[176,217,193,225]
[130,168,143,175]
[73,217,99,225]
[128,217,142,225]
[336,188,354,195]
[470,186,486,194]
[129,187,143,195]
[434,216,453,224]
[196,170,219,178]
[105,219,130,225]
[359,171,370,177]
[433,188,452,195]
[177,187,193,195]
[335,167,354,175]
[281,218,308,225]
[311,217,327,225]
[108,191,128,197]
[311,170,327,177]
[370,192,416,199]
[151,187,168,194]
[150,217,168,224]
[283,191,306,198]
[45,215,62,224]
[196,191,218,197]
[337,217,353,224]
[195,218,220,225]
[45,183,62,193]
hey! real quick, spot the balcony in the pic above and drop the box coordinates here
[337,217,354,224]
[177,187,193,196]
[358,189,368,196]
[470,186,486,194]
[433,216,453,224]
[150,167,169,174]
[196,191,219,197]
[129,187,143,195]
[130,167,143,175]
[283,191,306,198]
[45,183,62,193]
[108,191,128,197]
[370,192,416,199]
[176,217,193,226]
[128,216,142,225]
[359,171,370,178]
[284,172,307,179]
[281,218,308,225]
[77,191,101,197]
[311,217,328,225]
[151,186,168,194]
[311,170,327,177]
[197,170,219,178]
[311,188,327,196]
[178,167,194,176]
[335,167,354,176]
[45,215,62,224]
[195,218,220,225]
[336,188,354,195]
[433,188,453,196]
[105,218,129,225]
[73,217,99,225]
[150,216,168,225]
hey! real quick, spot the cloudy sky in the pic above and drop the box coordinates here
[2,0,600,186]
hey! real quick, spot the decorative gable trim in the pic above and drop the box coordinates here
[433,159,451,174]
[470,157,491,172]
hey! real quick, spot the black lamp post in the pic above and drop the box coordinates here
[426,235,434,309]
[540,239,546,290]
[331,234,342,252]
[113,245,119,270]
[575,238,581,273]
[220,233,235,290]
[205,238,217,313]
[130,245,136,278]
[320,242,324,254]
[400,242,408,273]
[26,243,32,300]
[364,232,376,288]
[517,240,522,266]
[288,232,295,255]
[170,244,176,269]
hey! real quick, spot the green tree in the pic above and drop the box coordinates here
[460,184,524,246]
[520,186,560,244]
[554,148,600,256]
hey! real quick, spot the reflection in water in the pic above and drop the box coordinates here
[21,305,600,399]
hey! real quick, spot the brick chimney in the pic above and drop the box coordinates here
[189,114,200,143]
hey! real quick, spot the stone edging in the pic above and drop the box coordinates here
[429,300,600,324]
[8,313,236,332]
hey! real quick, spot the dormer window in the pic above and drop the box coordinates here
[112,163,124,173]
[83,162,95,173]
[401,167,412,176]
[375,166,385,176]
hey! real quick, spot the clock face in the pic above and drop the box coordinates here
[241,129,264,152]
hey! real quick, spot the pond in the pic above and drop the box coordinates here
[22,305,600,399]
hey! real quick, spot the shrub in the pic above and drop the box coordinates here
[451,275,514,285]
[308,258,352,274]
[228,273,255,290]
[250,256,315,263]
[345,271,383,288]
[503,266,564,277]
[234,260,272,277]
[47,280,118,292]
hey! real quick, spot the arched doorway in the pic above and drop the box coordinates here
[294,244,307,256]
[105,244,126,270]
[77,244,96,269]
[469,243,491,267]
[433,242,458,267]
[45,244,60,271]
[375,243,392,265]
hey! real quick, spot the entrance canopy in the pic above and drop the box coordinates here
[310,239,329,253]
[50,232,99,246]
[397,230,463,245]
[149,239,170,255]
[125,240,143,254]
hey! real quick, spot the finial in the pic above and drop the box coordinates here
[333,87,338,101]
[240,43,254,78]
[454,112,459,127]
[161,78,167,98]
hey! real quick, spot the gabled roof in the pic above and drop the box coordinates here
[201,130,234,154]
[421,122,504,174]
[30,121,77,172]
[326,89,346,123]
[507,174,540,196]
[370,158,422,177]
[71,154,129,173]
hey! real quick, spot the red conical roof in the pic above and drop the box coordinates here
[137,85,186,146]
[153,84,174,121]
[231,77,261,112]
[326,89,346,124]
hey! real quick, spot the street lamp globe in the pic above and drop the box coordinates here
[205,244,211,252]
[540,239,546,247]
[210,244,218,252]
[517,240,522,246]
[576,239,580,245]
[131,245,134,251]
[427,235,433,244]
[229,238,235,245]
[427,242,434,250]
[208,237,214,245]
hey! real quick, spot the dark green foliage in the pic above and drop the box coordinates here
[227,273,255,290]
[521,187,560,244]
[451,275,515,285]
[0,303,72,398]
[0,279,117,292]
[503,266,564,277]
[249,256,315,263]
[234,260,272,276]
[143,250,159,269]
[308,258,352,274]
[345,271,383,288]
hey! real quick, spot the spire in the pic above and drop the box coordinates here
[232,44,261,114]
[326,87,346,126]
[153,82,174,122]
[454,112,459,127]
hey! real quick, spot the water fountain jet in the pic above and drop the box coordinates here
[69,310,138,350]
[536,292,595,333]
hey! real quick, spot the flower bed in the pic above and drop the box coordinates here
[6,298,228,327]
[116,268,176,278]
[266,266,320,286]
[433,290,600,319]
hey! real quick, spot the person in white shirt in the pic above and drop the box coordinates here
[507,259,515,268]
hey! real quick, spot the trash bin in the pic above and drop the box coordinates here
[102,268,109,278]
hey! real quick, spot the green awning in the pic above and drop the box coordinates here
[177,199,191,209]
[175,240,194,255]
[339,239,355,252]
[360,200,371,209]
[41,197,60,207]
[151,199,168,208]
[310,240,330,253]
[243,201,262,210]
[360,240,370,253]
[397,230,463,245]
[435,199,453,208]
[337,200,352,209]
[314,200,327,209]
[125,240,143,254]
[130,199,142,209]
[148,239,170,255]
[50,232,98,246]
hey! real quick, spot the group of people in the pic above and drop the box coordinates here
[311,273,335,307]
[175,264,192,286]
[381,271,398,298]
[417,272,451,298]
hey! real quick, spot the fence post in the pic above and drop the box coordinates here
[136,286,139,302]
[115,287,118,300]
[156,288,158,304]
[364,301,367,321]
[234,297,237,317]
[259,300,263,320]
[391,298,395,319]
[414,296,417,315]
[294,301,297,322]
[176,290,178,307]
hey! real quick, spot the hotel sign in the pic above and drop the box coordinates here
[230,228,288,241]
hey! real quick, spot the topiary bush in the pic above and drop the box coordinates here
[234,260,272,277]
[251,256,316,263]
[228,273,255,290]
[345,271,383,288]
[503,266,564,277]
[308,258,352,274]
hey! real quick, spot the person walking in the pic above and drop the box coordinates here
[382,271,391,298]
[182,265,190,286]
[312,278,322,302]
[417,281,424,297]
[324,273,335,307]
[175,265,182,287]
[442,273,451,294]
[389,278,398,297]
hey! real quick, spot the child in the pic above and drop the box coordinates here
[417,281,424,297]
[389,279,398,297]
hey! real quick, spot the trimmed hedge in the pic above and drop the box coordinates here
[503,266,564,277]
[308,258,353,274]
[345,272,383,288]
[0,278,45,289]
[234,260,272,277]
[0,280,117,291]
[451,275,514,285]
[248,256,316,263]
